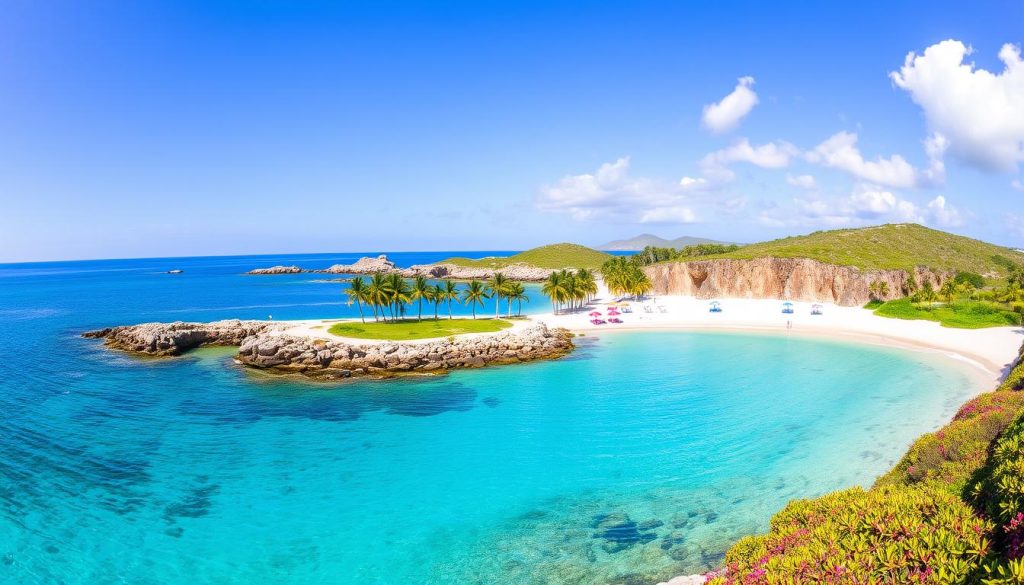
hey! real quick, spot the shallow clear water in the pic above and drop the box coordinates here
[0,254,978,584]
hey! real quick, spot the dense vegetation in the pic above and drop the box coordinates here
[866,268,1024,328]
[714,346,1024,583]
[696,223,1024,275]
[441,243,612,270]
[344,273,529,322]
[600,256,653,298]
[327,318,512,340]
[623,243,740,267]
[539,268,598,313]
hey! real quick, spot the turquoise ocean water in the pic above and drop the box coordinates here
[0,253,979,584]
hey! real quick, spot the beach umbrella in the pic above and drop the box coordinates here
[589,311,602,317]
[783,302,794,307]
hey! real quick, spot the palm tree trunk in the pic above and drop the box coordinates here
[448,300,453,320]
[357,301,365,324]
[418,299,423,322]
[472,304,476,319]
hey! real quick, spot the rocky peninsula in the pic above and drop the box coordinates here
[247,254,556,281]
[84,319,574,379]
[644,257,950,306]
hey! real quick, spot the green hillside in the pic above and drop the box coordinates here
[442,243,612,270]
[700,223,1024,275]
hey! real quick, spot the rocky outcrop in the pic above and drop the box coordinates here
[247,265,302,275]
[84,320,574,378]
[83,320,286,356]
[321,255,397,274]
[645,258,950,306]
[236,324,573,379]
[402,262,555,282]
[247,254,557,281]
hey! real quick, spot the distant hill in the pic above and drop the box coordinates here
[598,233,733,251]
[442,243,612,270]
[699,223,1024,276]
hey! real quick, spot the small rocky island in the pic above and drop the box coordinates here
[84,319,574,380]
[247,254,557,281]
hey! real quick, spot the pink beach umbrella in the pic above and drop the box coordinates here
[589,311,602,317]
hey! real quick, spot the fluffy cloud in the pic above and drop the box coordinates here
[805,132,920,188]
[890,40,1024,171]
[536,157,698,223]
[702,76,759,134]
[639,206,698,224]
[1012,179,1024,192]
[699,138,799,182]
[925,195,964,227]
[786,174,817,189]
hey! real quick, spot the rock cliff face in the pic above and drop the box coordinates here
[84,321,573,378]
[644,258,949,306]
[247,254,557,281]
[236,324,573,379]
[83,320,286,356]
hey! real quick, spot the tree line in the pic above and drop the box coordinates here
[345,273,529,322]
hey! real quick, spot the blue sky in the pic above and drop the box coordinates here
[1,0,1022,262]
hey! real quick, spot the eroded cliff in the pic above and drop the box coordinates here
[644,258,949,306]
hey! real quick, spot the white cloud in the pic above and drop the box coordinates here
[786,174,817,189]
[537,157,699,223]
[702,76,759,134]
[639,206,698,224]
[759,184,933,227]
[698,138,799,182]
[891,40,1024,171]
[1012,179,1024,192]
[806,131,920,188]
[925,195,964,227]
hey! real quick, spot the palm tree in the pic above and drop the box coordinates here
[509,282,529,316]
[487,273,511,318]
[939,280,957,304]
[429,283,445,320]
[383,273,412,321]
[442,280,460,319]
[367,272,389,322]
[462,280,488,319]
[345,276,368,323]
[576,268,597,305]
[542,271,566,314]
[411,275,431,321]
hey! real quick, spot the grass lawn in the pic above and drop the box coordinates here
[327,318,513,340]
[869,297,1021,329]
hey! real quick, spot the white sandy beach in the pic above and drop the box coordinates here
[535,295,1022,384]
[277,292,1022,386]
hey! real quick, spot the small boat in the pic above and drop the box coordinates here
[167,269,183,274]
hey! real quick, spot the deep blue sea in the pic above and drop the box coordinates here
[0,252,979,584]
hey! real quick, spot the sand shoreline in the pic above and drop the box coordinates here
[279,295,1021,386]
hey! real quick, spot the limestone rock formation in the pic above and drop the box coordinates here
[84,321,574,378]
[247,265,303,275]
[321,255,397,274]
[83,320,285,356]
[247,254,557,281]
[236,323,573,378]
[644,258,950,306]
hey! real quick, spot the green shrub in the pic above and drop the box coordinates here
[707,485,992,584]
[955,271,986,289]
